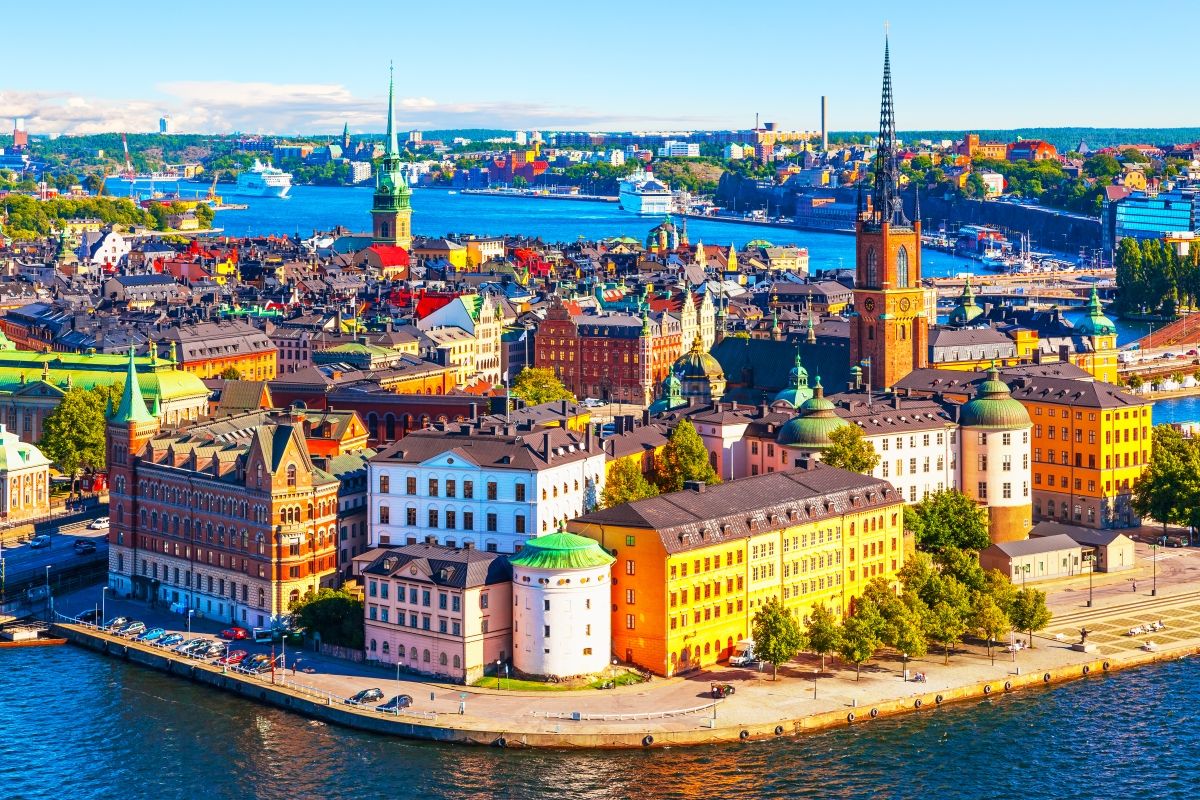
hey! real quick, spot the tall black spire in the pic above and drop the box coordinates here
[871,35,908,228]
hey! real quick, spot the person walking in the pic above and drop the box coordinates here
[1132,580,1137,592]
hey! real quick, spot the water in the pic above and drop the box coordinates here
[1,644,1193,799]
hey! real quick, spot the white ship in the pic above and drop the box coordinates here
[619,167,674,215]
[229,160,292,198]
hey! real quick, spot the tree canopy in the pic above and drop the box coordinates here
[510,367,574,405]
[752,596,806,680]
[821,425,880,474]
[838,599,883,680]
[654,419,719,493]
[1133,425,1200,533]
[905,489,991,554]
[1115,236,1200,317]
[601,457,659,508]
[805,602,843,671]
[39,385,117,482]
[1008,587,1052,648]
[289,587,365,649]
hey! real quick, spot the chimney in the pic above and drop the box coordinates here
[683,480,706,493]
[560,399,569,417]
[425,535,436,545]
[893,395,902,409]
[462,541,473,551]
[469,401,479,420]
[542,431,552,461]
[795,456,814,471]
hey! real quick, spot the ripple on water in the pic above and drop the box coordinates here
[0,647,1195,800]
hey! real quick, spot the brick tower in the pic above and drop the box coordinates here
[850,37,928,389]
[371,63,413,250]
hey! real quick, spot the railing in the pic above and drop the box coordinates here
[531,700,722,722]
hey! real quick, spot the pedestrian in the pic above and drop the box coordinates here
[1133,581,1137,592]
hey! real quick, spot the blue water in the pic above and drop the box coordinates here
[0,644,1192,799]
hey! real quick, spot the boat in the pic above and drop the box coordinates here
[446,190,458,195]
[228,160,292,198]
[619,167,674,215]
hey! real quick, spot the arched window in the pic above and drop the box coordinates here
[286,464,297,488]
[453,655,461,669]
[896,246,910,288]
[423,649,431,663]
[257,587,266,607]
[439,653,448,666]
[370,639,377,652]
[866,247,878,288]
[398,644,406,658]
[288,589,300,608]
[382,641,390,654]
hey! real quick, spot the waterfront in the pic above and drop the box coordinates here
[0,642,1191,800]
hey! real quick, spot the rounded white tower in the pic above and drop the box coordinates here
[960,368,1033,543]
[509,531,614,678]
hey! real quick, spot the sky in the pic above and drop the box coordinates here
[3,0,1197,136]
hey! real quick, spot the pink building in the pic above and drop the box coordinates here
[356,541,512,683]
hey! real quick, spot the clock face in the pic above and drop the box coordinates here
[863,298,876,312]
[899,297,912,313]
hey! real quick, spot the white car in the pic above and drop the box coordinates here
[581,398,605,409]
[88,517,110,530]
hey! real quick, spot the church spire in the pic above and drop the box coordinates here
[114,346,154,424]
[871,33,908,228]
[385,61,399,157]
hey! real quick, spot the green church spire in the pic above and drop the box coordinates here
[385,61,399,157]
[114,346,154,424]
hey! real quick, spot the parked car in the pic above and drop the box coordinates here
[137,628,166,643]
[120,621,146,637]
[73,540,97,555]
[104,616,128,631]
[242,654,274,673]
[77,609,102,624]
[29,534,50,549]
[376,694,413,712]
[346,688,384,706]
[174,637,207,654]
[159,633,184,648]
[201,642,227,658]
[88,517,110,530]
[217,649,248,666]
[581,397,604,408]
[220,626,249,641]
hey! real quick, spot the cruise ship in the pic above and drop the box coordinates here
[229,160,292,198]
[619,167,674,215]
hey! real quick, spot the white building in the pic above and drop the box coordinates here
[724,143,747,160]
[509,531,614,678]
[979,171,1005,198]
[513,131,528,146]
[416,293,504,386]
[369,422,606,554]
[658,141,701,158]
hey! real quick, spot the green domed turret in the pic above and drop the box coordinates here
[1076,286,1116,338]
[773,349,813,408]
[649,372,686,414]
[777,377,848,449]
[948,276,984,325]
[960,367,1031,430]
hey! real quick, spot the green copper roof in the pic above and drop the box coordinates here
[114,347,154,424]
[959,367,1032,430]
[777,377,848,449]
[949,276,984,324]
[773,349,812,407]
[509,531,615,571]
[1076,286,1116,337]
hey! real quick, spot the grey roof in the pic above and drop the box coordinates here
[987,534,1080,558]
[1030,521,1131,547]
[928,327,1013,347]
[574,464,902,554]
[372,424,599,471]
[359,543,512,588]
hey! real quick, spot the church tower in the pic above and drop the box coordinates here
[372,64,413,250]
[850,37,927,389]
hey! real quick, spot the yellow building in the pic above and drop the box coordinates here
[570,464,906,676]
[413,238,469,271]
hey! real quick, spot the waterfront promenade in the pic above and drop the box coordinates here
[53,540,1200,749]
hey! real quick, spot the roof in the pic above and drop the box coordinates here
[114,347,154,424]
[359,543,511,589]
[573,464,901,555]
[373,423,600,472]
[0,423,50,472]
[1029,521,1132,548]
[986,534,1080,558]
[508,531,615,571]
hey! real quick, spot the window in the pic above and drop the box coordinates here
[286,464,297,488]
[626,588,636,605]
[486,513,497,532]
[626,614,636,630]
[464,511,474,530]
[427,509,438,528]
[515,484,526,502]
[406,507,417,526]
[866,247,878,287]
[406,477,416,495]
[625,559,636,575]
[515,514,526,534]
[480,593,490,610]
[379,506,390,525]
[446,479,456,498]
[428,478,438,497]
[1003,482,1012,499]
[978,481,988,500]
[379,475,389,493]
[1002,433,1012,446]
[487,482,498,500]
[463,481,473,499]
[896,245,910,288]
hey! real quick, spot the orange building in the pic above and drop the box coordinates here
[159,320,278,381]
[958,133,1008,161]
[570,464,905,676]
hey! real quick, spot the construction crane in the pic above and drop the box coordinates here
[120,133,135,179]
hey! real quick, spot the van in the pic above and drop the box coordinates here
[730,639,756,667]
[252,628,279,643]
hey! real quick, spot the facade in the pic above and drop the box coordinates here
[157,321,278,381]
[1107,188,1199,248]
[509,531,614,678]
[369,420,606,554]
[979,534,1083,583]
[0,423,51,522]
[107,382,342,628]
[570,464,906,676]
[326,449,375,583]
[371,67,414,251]
[958,369,1034,542]
[357,542,512,683]
[416,294,504,386]
[850,44,928,390]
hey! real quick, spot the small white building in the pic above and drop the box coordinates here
[509,531,614,678]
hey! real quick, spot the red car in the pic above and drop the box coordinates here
[220,626,249,641]
[217,649,248,666]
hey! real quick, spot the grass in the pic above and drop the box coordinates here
[470,669,648,692]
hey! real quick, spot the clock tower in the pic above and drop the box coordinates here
[851,36,927,390]
[372,63,413,250]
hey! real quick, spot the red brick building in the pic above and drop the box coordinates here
[1007,140,1058,162]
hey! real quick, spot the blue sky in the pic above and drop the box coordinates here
[4,0,1196,135]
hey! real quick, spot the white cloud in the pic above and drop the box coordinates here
[0,82,719,135]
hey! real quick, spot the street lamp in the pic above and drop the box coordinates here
[1086,553,1094,607]
[902,652,908,682]
[102,586,109,625]
[1152,541,1159,597]
[187,609,195,635]
[496,659,502,690]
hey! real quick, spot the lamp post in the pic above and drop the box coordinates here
[902,652,908,682]
[102,586,109,625]
[187,608,194,635]
[496,659,502,690]
[1152,541,1158,597]
[1086,553,1094,607]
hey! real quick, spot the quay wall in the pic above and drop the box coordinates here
[54,623,1196,750]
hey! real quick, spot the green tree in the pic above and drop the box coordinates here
[805,602,843,671]
[195,203,215,229]
[1133,425,1200,535]
[752,596,806,680]
[821,425,880,474]
[862,577,928,659]
[904,489,991,554]
[921,574,972,664]
[39,386,112,491]
[970,593,1012,664]
[1008,587,1052,649]
[654,419,719,493]
[220,366,242,380]
[838,599,883,680]
[601,457,659,508]
[510,367,575,405]
[289,587,365,649]
[512,175,528,188]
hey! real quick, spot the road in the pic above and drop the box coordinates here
[1,524,109,584]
